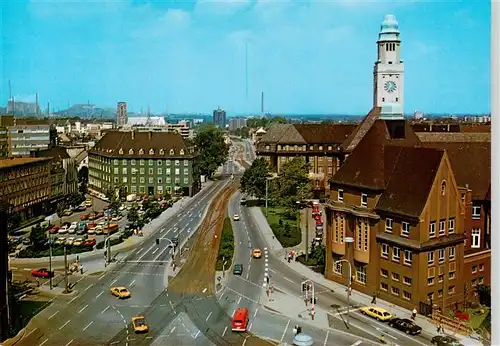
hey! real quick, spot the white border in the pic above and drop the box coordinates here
[492,1,499,345]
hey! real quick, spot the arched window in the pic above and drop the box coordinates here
[159,149,164,155]
[139,149,144,155]
[129,149,134,155]
[170,149,174,155]
[118,148,123,154]
[149,149,154,155]
[441,181,446,196]
[180,149,184,155]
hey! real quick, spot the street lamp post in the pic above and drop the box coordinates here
[335,236,354,328]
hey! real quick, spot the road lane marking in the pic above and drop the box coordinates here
[78,304,89,314]
[350,341,362,346]
[48,311,59,320]
[170,326,176,333]
[129,279,136,286]
[65,339,73,346]
[248,322,253,331]
[136,248,143,254]
[99,273,106,280]
[110,279,118,285]
[25,328,38,338]
[153,244,171,261]
[284,277,294,283]
[83,321,94,331]
[152,248,159,255]
[323,330,329,346]
[101,305,110,314]
[137,244,155,261]
[96,291,104,299]
[39,338,49,346]
[194,331,200,338]
[69,296,78,304]
[85,284,93,291]
[202,288,207,293]
[373,325,397,340]
[280,320,290,342]
[254,308,259,318]
[206,311,212,321]
[222,326,228,337]
[232,309,236,317]
[237,297,242,304]
[269,268,277,273]
[59,320,70,330]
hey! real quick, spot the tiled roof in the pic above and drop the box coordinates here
[280,125,307,144]
[0,157,50,169]
[417,132,490,143]
[293,124,357,144]
[411,124,460,132]
[422,142,491,200]
[340,107,382,152]
[90,131,194,158]
[35,146,71,161]
[331,119,421,190]
[375,146,444,218]
[259,124,291,143]
[459,124,491,133]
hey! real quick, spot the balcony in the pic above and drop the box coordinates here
[324,198,380,220]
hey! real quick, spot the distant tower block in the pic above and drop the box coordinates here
[117,102,128,126]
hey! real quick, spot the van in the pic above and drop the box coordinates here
[231,308,249,332]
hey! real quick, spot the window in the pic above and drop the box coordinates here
[404,250,412,265]
[149,159,154,166]
[140,168,145,174]
[334,260,342,274]
[129,149,134,155]
[114,159,119,165]
[183,168,189,175]
[175,168,180,175]
[472,265,477,274]
[449,247,455,260]
[131,159,136,166]
[392,247,400,262]
[438,249,445,263]
[139,149,144,155]
[385,218,393,232]
[361,193,367,207]
[338,189,344,202]
[158,178,163,184]
[429,222,436,238]
[479,264,484,271]
[149,168,154,175]
[381,269,388,277]
[449,286,455,295]
[380,282,388,291]
[122,177,127,183]
[472,279,477,286]
[166,177,171,183]
[471,229,481,248]
[157,160,162,166]
[180,149,184,155]
[157,168,162,175]
[478,277,484,284]
[159,149,164,155]
[428,251,434,265]
[403,276,412,285]
[356,266,367,284]
[439,220,446,236]
[427,277,434,285]
[122,168,127,175]
[441,181,446,196]
[438,274,444,283]
[381,244,389,258]
[166,160,171,166]
[403,291,411,300]
[166,168,171,175]
[334,213,345,244]
[140,177,145,183]
[401,222,410,236]
[449,272,455,280]
[438,289,443,297]
[140,159,145,166]
[148,177,154,184]
[184,159,189,166]
[391,287,400,296]
[132,177,136,183]
[175,160,180,166]
[114,168,119,174]
[472,205,481,219]
[149,149,154,155]
[391,272,400,281]
[448,219,455,234]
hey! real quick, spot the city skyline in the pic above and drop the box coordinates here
[2,0,490,115]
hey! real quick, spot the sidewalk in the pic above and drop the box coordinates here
[249,206,484,346]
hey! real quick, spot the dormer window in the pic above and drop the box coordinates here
[278,145,282,150]
[319,145,323,151]
[441,181,446,196]
[149,149,154,155]
[170,149,174,155]
[337,189,344,202]
[159,149,164,155]
[118,148,123,155]
[139,149,144,155]
[180,149,185,155]
[361,193,368,207]
[129,149,134,155]
[328,146,332,150]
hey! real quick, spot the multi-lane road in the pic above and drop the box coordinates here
[16,177,229,346]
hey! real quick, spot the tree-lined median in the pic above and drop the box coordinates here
[215,217,234,271]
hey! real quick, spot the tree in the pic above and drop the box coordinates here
[194,125,229,179]
[271,157,311,208]
[476,284,491,307]
[67,191,84,208]
[78,166,88,194]
[30,223,47,251]
[127,206,139,227]
[49,125,59,148]
[240,158,271,200]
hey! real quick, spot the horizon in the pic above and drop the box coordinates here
[2,1,490,115]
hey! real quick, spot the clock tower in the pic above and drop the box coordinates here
[373,14,404,113]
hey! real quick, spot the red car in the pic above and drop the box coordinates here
[96,211,105,218]
[84,238,96,247]
[31,268,54,278]
[80,213,90,221]
[315,218,323,226]
[49,226,60,234]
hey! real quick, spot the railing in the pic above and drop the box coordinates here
[431,311,473,336]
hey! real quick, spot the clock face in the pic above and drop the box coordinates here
[384,80,397,93]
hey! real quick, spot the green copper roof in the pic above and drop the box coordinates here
[378,14,400,42]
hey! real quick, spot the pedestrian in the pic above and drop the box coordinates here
[36,278,40,287]
[288,255,291,263]
[411,307,417,320]
[379,334,385,344]
[437,324,442,334]
[80,265,84,274]
[371,292,377,304]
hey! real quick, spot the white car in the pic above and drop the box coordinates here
[95,225,103,235]
[68,225,77,234]
[71,222,78,227]
[67,237,75,246]
[58,226,68,234]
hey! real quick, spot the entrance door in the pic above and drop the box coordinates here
[148,186,154,196]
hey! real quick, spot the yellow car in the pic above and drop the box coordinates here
[359,306,393,321]
[252,249,262,258]
[233,214,240,221]
[110,286,131,299]
[132,316,149,333]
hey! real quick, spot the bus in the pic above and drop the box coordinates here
[231,308,249,332]
[103,223,119,235]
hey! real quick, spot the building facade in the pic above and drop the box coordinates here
[0,157,51,220]
[213,108,226,128]
[8,120,50,157]
[229,117,248,131]
[117,102,128,127]
[256,123,356,191]
[88,131,200,197]
[0,116,14,158]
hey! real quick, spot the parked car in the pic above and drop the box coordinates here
[84,238,97,247]
[55,237,66,245]
[431,335,463,346]
[31,268,54,278]
[388,318,422,335]
[359,306,393,321]
[49,226,60,234]
[58,226,68,234]
[63,209,73,216]
[80,213,90,221]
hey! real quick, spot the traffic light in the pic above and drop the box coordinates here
[302,283,307,292]
[156,238,160,245]
[309,297,317,304]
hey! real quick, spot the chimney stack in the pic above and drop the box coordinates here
[149,131,152,140]
[131,130,135,140]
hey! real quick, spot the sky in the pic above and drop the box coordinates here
[1,0,491,115]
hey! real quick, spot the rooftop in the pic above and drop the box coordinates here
[0,157,51,170]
